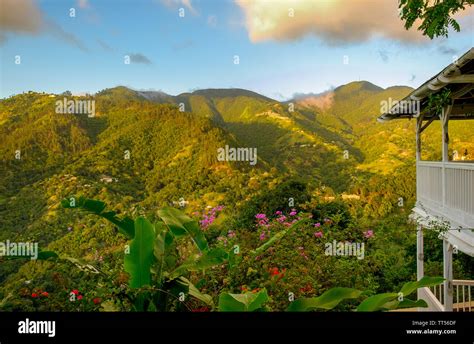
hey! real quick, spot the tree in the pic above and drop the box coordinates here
[399,0,474,38]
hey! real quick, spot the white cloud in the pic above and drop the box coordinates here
[0,0,87,50]
[0,0,43,34]
[235,0,435,44]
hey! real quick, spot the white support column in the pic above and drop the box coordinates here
[417,225,424,280]
[443,240,453,311]
[440,105,452,208]
[417,225,424,302]
[441,105,451,162]
[416,116,421,161]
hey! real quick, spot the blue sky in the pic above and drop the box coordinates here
[1,0,473,100]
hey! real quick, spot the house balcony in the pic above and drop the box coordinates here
[416,161,474,229]
[415,160,474,259]
[418,280,474,312]
[414,160,474,311]
[378,48,474,312]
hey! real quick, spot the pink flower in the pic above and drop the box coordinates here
[255,213,267,220]
[314,231,323,238]
[314,222,321,227]
[259,232,265,240]
[276,216,287,223]
[289,211,297,216]
[364,230,374,238]
[275,210,282,215]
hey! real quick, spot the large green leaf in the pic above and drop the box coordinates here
[157,207,208,252]
[178,277,215,308]
[356,293,398,312]
[169,248,228,279]
[287,287,362,311]
[153,221,167,284]
[219,289,269,312]
[392,299,428,309]
[124,217,155,288]
[357,276,444,312]
[399,276,445,297]
[62,196,134,239]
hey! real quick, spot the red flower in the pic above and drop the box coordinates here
[31,293,38,298]
[71,289,79,295]
[93,298,101,305]
[77,295,83,301]
[41,292,49,297]
[269,267,279,276]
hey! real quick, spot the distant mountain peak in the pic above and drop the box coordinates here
[184,88,275,102]
[334,81,383,94]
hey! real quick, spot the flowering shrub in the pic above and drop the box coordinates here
[2,193,443,312]
[194,205,224,230]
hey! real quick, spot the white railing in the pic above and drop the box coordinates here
[417,161,474,228]
[453,280,474,312]
[427,280,474,311]
[430,283,444,306]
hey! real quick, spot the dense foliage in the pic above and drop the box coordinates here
[1,85,473,311]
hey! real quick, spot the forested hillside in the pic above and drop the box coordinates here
[1,82,473,311]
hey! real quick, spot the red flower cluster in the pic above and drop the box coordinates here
[70,289,83,301]
[31,290,49,298]
[269,267,286,281]
[299,284,313,293]
[240,285,261,293]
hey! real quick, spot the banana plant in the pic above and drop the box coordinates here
[62,196,231,311]
[287,276,444,312]
[218,288,269,312]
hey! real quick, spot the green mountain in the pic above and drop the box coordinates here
[2,81,474,311]
[0,82,474,310]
